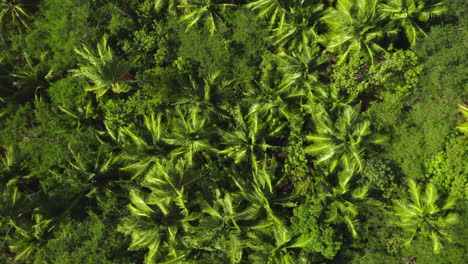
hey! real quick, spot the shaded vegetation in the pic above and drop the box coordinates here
[0,0,466,263]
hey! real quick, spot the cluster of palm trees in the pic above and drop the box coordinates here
[64,26,460,262]
[0,0,459,262]
[141,0,447,63]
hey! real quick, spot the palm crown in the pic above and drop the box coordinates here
[71,35,132,98]
[179,0,236,35]
[393,179,459,253]
[379,0,447,47]
[305,104,386,173]
[321,0,392,64]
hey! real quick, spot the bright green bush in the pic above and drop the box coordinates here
[37,212,140,264]
[48,76,88,109]
[291,198,342,259]
[426,135,468,199]
[360,158,395,193]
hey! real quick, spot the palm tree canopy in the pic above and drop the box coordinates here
[179,0,236,35]
[393,179,459,253]
[321,0,393,64]
[379,0,447,46]
[71,34,132,98]
[305,104,386,173]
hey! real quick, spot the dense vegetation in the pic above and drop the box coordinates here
[1,0,467,263]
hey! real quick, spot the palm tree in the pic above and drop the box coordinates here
[246,225,313,264]
[163,107,218,165]
[243,78,293,125]
[4,51,52,103]
[8,213,52,263]
[173,72,231,120]
[64,143,124,206]
[275,42,327,91]
[232,158,296,229]
[118,113,167,180]
[188,189,248,263]
[218,108,273,173]
[0,0,30,34]
[0,145,32,187]
[301,84,356,118]
[393,179,459,253]
[305,104,386,173]
[379,0,447,47]
[0,145,15,181]
[57,102,95,127]
[179,0,236,35]
[0,186,34,236]
[270,4,324,48]
[315,169,372,238]
[321,0,393,64]
[71,35,142,98]
[246,0,294,30]
[118,158,201,263]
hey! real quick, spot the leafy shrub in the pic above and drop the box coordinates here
[13,0,103,73]
[385,93,459,180]
[360,158,395,193]
[37,212,140,264]
[331,55,369,96]
[365,91,405,130]
[120,20,170,69]
[369,50,422,97]
[291,198,342,259]
[48,76,88,109]
[426,135,468,199]
[178,28,233,77]
[284,116,312,193]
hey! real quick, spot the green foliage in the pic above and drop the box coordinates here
[228,8,267,82]
[48,76,88,109]
[0,102,33,145]
[360,157,395,193]
[386,96,458,179]
[344,209,402,264]
[426,135,468,199]
[291,198,342,259]
[284,116,312,193]
[0,0,467,263]
[12,0,100,72]
[107,10,135,37]
[415,23,467,98]
[37,212,139,264]
[120,20,170,69]
[393,179,459,253]
[72,34,132,98]
[178,28,232,76]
